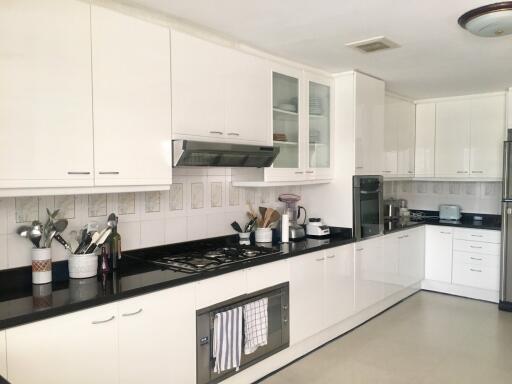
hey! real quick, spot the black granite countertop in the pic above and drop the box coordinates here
[0,375,9,384]
[409,210,501,231]
[0,229,354,330]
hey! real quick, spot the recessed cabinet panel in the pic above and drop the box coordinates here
[425,226,454,283]
[0,0,94,188]
[92,6,172,186]
[415,103,436,177]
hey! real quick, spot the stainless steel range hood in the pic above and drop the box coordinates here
[173,140,280,167]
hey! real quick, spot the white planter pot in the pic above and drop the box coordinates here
[255,228,272,243]
[69,253,98,279]
[32,248,52,285]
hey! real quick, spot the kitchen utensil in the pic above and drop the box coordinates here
[263,209,280,228]
[258,207,267,227]
[53,218,68,233]
[231,221,243,233]
[29,221,43,248]
[54,233,72,251]
[45,230,57,249]
[75,231,93,254]
[84,227,112,254]
[244,217,257,232]
[82,231,101,254]
[16,225,31,240]
[68,230,79,253]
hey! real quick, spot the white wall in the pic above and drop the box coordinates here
[302,73,355,228]
[0,168,302,270]
[384,180,501,215]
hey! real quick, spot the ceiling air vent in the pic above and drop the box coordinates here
[346,36,400,53]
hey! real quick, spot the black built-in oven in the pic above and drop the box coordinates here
[353,175,384,240]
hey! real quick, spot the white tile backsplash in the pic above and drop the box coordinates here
[0,171,294,270]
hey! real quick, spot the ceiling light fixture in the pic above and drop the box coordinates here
[458,1,512,37]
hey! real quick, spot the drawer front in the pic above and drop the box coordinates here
[246,259,289,293]
[453,239,500,256]
[195,270,246,309]
[453,251,499,268]
[453,228,501,244]
[452,263,499,290]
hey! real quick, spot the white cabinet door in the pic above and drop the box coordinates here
[508,88,512,129]
[355,237,385,311]
[469,95,506,178]
[171,30,226,140]
[118,285,196,384]
[425,226,454,283]
[398,227,425,287]
[415,103,436,177]
[323,244,355,328]
[397,99,416,176]
[0,331,5,378]
[0,0,94,188]
[290,251,325,344]
[383,95,399,176]
[246,260,289,293]
[354,73,385,175]
[195,270,246,309]
[225,49,270,144]
[92,6,172,186]
[381,233,401,296]
[435,100,471,177]
[7,304,118,384]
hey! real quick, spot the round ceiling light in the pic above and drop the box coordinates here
[458,2,512,37]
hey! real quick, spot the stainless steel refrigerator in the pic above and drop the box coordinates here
[501,140,512,311]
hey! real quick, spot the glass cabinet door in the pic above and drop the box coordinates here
[308,81,330,169]
[272,72,300,169]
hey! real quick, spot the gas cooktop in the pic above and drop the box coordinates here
[127,245,281,274]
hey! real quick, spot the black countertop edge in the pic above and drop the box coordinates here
[383,221,425,235]
[0,229,354,331]
[409,210,501,231]
[0,375,9,384]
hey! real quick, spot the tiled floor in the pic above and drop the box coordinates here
[262,291,512,384]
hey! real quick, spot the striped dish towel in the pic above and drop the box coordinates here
[213,307,243,373]
[243,298,268,355]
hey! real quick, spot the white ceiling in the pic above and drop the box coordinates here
[124,0,512,99]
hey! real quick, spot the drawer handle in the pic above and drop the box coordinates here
[469,245,482,249]
[382,170,392,173]
[122,308,143,317]
[295,171,304,174]
[305,171,314,174]
[209,131,223,135]
[92,315,115,325]
[227,132,240,136]
[456,170,468,174]
[470,268,482,273]
[471,171,484,174]
[356,166,364,170]
[402,234,409,238]
[408,171,414,174]
[99,171,120,175]
[470,234,483,238]
[68,171,91,175]
[327,255,336,259]
[356,248,364,251]
[440,232,451,235]
[470,257,483,261]
[315,257,325,262]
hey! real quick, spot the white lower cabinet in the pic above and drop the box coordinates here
[195,270,246,309]
[398,227,425,287]
[0,331,6,378]
[246,259,289,293]
[381,234,401,296]
[7,303,118,384]
[355,237,385,311]
[118,285,196,384]
[323,245,355,328]
[425,226,454,283]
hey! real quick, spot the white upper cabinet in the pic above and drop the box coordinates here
[91,6,172,186]
[508,88,512,129]
[354,73,385,175]
[435,100,471,177]
[469,94,506,178]
[171,30,269,144]
[0,0,94,188]
[383,96,399,175]
[415,103,436,177]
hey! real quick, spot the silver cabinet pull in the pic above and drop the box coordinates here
[382,170,392,173]
[227,132,240,136]
[471,171,484,174]
[440,231,451,235]
[397,236,403,239]
[122,308,143,317]
[315,257,325,261]
[470,257,483,261]
[403,234,409,238]
[470,268,482,273]
[305,170,314,174]
[92,315,115,325]
[209,131,223,135]
[99,171,120,175]
[408,171,414,174]
[67,171,91,175]
[470,234,483,237]
[295,171,304,174]
[327,255,336,259]
[355,166,364,170]
[470,245,482,249]
[456,170,469,174]
[356,248,364,251]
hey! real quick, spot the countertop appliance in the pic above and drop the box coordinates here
[126,244,282,274]
[306,218,330,237]
[383,198,400,221]
[173,140,280,167]
[197,283,289,384]
[353,175,384,241]
[278,193,306,240]
[439,204,461,221]
[501,137,512,311]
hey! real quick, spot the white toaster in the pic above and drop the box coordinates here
[439,204,461,221]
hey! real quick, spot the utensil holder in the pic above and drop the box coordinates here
[32,248,52,285]
[69,252,98,279]
[255,228,272,243]
[239,232,251,245]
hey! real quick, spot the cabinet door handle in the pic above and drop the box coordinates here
[92,315,115,325]
[382,170,392,173]
[67,171,91,175]
[355,166,364,170]
[403,234,409,238]
[408,171,414,174]
[122,308,143,317]
[305,170,314,174]
[227,132,240,136]
[209,131,223,135]
[470,268,482,273]
[99,171,120,175]
[456,170,469,174]
[295,171,304,174]
[440,231,451,235]
[327,255,336,259]
[470,234,483,238]
[397,236,403,239]
[315,257,325,261]
[356,248,364,251]
[470,257,483,261]
[470,245,482,249]
[471,171,484,174]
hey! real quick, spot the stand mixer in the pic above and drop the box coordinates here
[278,193,306,240]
